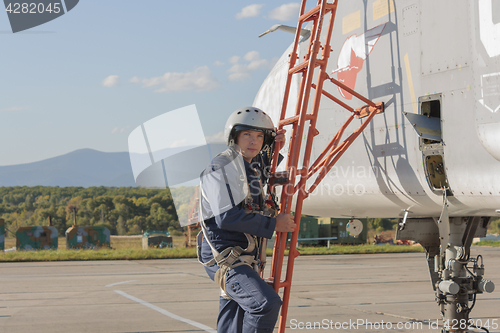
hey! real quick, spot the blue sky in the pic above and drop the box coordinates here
[0,1,304,166]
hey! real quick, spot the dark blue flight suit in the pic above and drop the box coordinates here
[199,148,282,333]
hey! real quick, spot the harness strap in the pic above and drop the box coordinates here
[197,225,257,269]
[215,254,259,299]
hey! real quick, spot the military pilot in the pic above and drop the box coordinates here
[198,107,296,333]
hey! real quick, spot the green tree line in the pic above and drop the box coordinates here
[2,186,498,239]
[0,186,196,237]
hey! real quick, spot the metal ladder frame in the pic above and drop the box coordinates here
[266,1,384,331]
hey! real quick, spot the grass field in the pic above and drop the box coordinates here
[1,236,497,262]
[1,236,195,262]
[1,235,424,262]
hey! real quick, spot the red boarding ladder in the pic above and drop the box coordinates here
[266,1,384,332]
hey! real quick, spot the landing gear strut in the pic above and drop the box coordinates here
[397,215,495,333]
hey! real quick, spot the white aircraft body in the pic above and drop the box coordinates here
[254,1,499,331]
[255,0,500,219]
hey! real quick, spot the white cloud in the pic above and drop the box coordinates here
[131,66,219,93]
[102,75,119,87]
[206,131,225,143]
[228,71,252,82]
[111,127,118,134]
[129,76,140,83]
[227,51,269,82]
[269,3,300,21]
[243,51,260,62]
[229,56,240,64]
[247,59,268,71]
[236,4,263,19]
[214,60,224,66]
[228,63,250,82]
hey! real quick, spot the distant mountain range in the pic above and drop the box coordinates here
[0,149,137,187]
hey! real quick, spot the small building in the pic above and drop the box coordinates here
[65,226,111,249]
[296,215,320,245]
[16,226,58,250]
[292,216,368,246]
[473,233,500,243]
[318,218,367,245]
[142,230,172,249]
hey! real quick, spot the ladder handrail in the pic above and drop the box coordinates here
[265,1,385,332]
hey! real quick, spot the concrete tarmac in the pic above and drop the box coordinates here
[1,247,499,333]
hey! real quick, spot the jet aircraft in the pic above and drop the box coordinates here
[255,1,499,331]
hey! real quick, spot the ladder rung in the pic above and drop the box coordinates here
[289,59,310,75]
[279,114,314,127]
[299,3,337,23]
[276,280,291,289]
[264,278,289,288]
[355,102,384,119]
[299,5,320,22]
[289,56,325,75]
[315,59,326,67]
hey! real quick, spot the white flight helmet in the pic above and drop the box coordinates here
[224,107,276,149]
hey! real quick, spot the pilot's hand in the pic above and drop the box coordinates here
[275,128,286,151]
[275,213,296,232]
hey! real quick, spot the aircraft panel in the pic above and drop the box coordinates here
[420,0,470,76]
[254,0,500,218]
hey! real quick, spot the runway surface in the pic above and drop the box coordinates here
[1,247,499,332]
